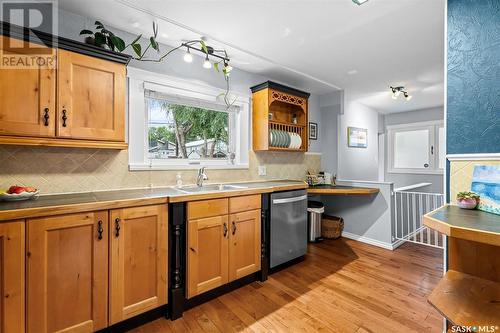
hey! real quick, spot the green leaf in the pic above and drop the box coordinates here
[111,36,126,52]
[107,36,115,51]
[132,43,142,57]
[131,34,142,44]
[95,20,104,29]
[150,37,159,52]
[79,29,93,35]
[213,62,219,72]
[152,22,158,38]
[94,32,106,47]
[200,40,208,54]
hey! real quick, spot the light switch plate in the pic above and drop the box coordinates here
[258,166,267,176]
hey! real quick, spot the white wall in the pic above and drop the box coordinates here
[308,95,322,153]
[313,180,395,249]
[318,91,342,173]
[383,107,444,193]
[337,97,380,181]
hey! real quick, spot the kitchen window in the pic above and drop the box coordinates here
[128,68,250,170]
[387,121,444,174]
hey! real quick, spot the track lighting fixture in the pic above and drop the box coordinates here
[180,41,230,72]
[390,86,412,101]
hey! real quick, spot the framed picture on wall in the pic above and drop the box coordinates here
[309,122,318,140]
[348,127,368,148]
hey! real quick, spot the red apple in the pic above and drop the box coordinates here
[7,185,25,194]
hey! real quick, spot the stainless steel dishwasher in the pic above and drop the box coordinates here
[270,189,308,268]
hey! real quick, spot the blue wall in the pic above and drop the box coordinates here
[447,0,500,154]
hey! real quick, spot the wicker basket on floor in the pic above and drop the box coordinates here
[321,215,344,239]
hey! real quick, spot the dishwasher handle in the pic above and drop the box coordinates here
[272,194,308,205]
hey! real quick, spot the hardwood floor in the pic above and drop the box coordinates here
[130,239,444,333]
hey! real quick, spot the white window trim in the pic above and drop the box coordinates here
[387,120,444,175]
[127,67,250,170]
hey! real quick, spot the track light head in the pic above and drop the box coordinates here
[203,55,212,69]
[183,47,193,63]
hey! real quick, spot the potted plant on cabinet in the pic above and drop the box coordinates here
[456,191,480,209]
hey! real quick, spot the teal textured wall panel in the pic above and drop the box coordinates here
[447,0,500,154]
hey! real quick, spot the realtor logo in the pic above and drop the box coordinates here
[0,0,57,68]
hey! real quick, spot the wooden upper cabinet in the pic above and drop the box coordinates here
[0,36,56,137]
[0,220,25,333]
[229,209,261,282]
[250,81,310,152]
[26,211,109,333]
[57,49,125,141]
[187,215,229,298]
[109,205,168,325]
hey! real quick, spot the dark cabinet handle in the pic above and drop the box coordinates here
[62,109,67,127]
[431,146,434,155]
[97,220,103,240]
[115,218,121,237]
[232,221,237,235]
[43,108,49,126]
[223,222,228,237]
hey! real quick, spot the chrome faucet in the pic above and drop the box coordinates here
[196,167,208,187]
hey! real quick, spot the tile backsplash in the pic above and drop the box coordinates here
[449,159,500,203]
[0,145,320,194]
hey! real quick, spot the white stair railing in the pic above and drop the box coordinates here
[393,189,444,248]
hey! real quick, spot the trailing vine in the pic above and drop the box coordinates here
[81,21,235,108]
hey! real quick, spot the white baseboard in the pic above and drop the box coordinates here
[391,238,406,250]
[342,231,395,250]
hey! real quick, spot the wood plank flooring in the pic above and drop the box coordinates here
[130,239,444,333]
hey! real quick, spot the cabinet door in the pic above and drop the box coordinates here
[229,209,261,282]
[27,211,108,333]
[57,49,125,141]
[0,36,56,137]
[187,215,229,298]
[109,205,168,324]
[0,221,25,333]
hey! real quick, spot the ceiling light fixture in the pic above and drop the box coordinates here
[180,41,230,71]
[352,0,369,5]
[183,47,193,63]
[390,86,412,101]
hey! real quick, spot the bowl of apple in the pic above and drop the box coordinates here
[0,186,39,201]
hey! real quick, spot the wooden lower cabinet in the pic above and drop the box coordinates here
[109,205,168,325]
[27,211,109,333]
[187,196,262,299]
[229,210,261,281]
[187,215,229,298]
[0,221,25,333]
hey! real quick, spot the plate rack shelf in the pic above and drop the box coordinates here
[251,81,310,152]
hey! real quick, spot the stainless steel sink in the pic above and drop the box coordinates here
[177,184,247,193]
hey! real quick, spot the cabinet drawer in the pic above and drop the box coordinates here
[188,198,228,220]
[229,195,261,213]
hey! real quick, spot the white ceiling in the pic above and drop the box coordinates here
[60,0,445,113]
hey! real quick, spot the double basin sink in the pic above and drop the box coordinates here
[175,184,248,194]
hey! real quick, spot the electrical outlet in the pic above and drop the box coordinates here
[258,166,267,176]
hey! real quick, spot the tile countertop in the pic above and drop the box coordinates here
[0,180,307,221]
